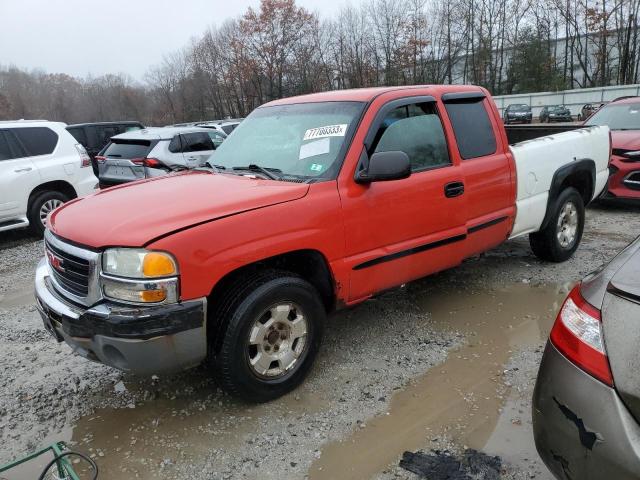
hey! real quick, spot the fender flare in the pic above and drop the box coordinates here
[539,158,595,232]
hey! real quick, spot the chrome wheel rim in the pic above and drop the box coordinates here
[557,201,578,248]
[247,302,308,379]
[39,199,64,226]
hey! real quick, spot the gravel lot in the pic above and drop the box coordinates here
[0,201,638,479]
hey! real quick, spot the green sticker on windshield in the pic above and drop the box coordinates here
[310,163,324,172]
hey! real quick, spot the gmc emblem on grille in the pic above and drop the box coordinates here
[46,250,65,273]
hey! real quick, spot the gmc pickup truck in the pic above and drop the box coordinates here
[34,85,611,401]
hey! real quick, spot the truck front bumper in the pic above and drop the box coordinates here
[34,258,207,375]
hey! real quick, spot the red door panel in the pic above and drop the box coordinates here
[340,158,466,302]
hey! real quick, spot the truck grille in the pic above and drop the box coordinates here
[44,230,101,305]
[46,240,90,296]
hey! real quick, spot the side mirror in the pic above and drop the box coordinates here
[355,151,411,184]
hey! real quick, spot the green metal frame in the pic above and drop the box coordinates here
[0,441,81,480]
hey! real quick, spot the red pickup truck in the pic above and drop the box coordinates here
[35,85,611,401]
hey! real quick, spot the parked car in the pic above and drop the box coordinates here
[66,121,144,176]
[35,85,610,402]
[195,118,243,135]
[584,97,640,201]
[577,103,605,121]
[0,120,96,236]
[96,127,225,188]
[503,104,532,124]
[533,236,640,479]
[540,105,573,123]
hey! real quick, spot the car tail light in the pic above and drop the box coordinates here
[74,144,91,168]
[550,284,613,386]
[95,155,106,163]
[132,157,162,168]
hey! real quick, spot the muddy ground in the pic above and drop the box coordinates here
[0,202,638,480]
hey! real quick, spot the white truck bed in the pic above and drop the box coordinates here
[510,126,610,238]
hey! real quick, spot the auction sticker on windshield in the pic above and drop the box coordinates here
[303,124,347,141]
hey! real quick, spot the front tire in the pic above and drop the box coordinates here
[211,271,325,402]
[529,187,585,262]
[28,190,69,237]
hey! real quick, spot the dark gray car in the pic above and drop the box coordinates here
[533,236,640,479]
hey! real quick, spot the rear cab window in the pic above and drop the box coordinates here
[12,127,59,156]
[103,140,157,160]
[444,96,497,159]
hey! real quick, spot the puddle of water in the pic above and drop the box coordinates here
[0,428,73,480]
[34,386,327,480]
[309,282,568,480]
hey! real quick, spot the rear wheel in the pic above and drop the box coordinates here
[529,187,584,262]
[28,190,69,237]
[210,271,325,402]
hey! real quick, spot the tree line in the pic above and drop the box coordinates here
[1,0,638,125]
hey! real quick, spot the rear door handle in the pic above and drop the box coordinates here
[14,167,32,173]
[444,181,465,198]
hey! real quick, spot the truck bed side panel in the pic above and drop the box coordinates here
[509,126,610,238]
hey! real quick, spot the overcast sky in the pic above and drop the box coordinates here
[0,0,348,82]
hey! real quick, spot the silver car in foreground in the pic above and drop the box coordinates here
[97,126,226,187]
[533,236,640,479]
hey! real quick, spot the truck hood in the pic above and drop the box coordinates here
[611,130,640,150]
[50,172,309,248]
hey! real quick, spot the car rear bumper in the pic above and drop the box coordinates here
[607,156,640,200]
[34,258,207,375]
[533,342,640,480]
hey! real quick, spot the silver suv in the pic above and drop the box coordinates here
[97,127,226,188]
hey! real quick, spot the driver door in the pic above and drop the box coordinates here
[339,98,467,302]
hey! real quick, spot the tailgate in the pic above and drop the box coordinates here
[99,139,158,185]
[509,125,611,238]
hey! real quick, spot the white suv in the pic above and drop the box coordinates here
[0,121,97,236]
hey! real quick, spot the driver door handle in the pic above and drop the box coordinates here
[444,181,465,198]
[14,167,32,173]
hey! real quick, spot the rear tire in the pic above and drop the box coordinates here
[210,270,325,402]
[28,190,69,237]
[529,187,584,262]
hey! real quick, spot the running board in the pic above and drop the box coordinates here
[0,217,29,232]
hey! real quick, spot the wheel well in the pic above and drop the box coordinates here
[28,181,78,209]
[208,250,336,313]
[559,170,593,205]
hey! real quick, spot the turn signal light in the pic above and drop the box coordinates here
[140,289,167,302]
[550,285,613,386]
[143,252,177,277]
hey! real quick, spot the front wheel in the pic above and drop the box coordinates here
[211,271,325,402]
[28,190,69,237]
[529,187,585,262]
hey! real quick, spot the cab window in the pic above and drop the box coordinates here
[371,102,450,172]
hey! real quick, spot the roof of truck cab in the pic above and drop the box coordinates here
[263,85,486,106]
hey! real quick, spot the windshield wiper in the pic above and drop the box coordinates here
[232,164,282,180]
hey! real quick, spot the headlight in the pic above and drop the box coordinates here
[103,248,177,278]
[101,248,179,304]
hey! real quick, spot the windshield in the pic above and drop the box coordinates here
[509,104,530,112]
[549,105,566,112]
[585,102,640,130]
[210,102,364,179]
